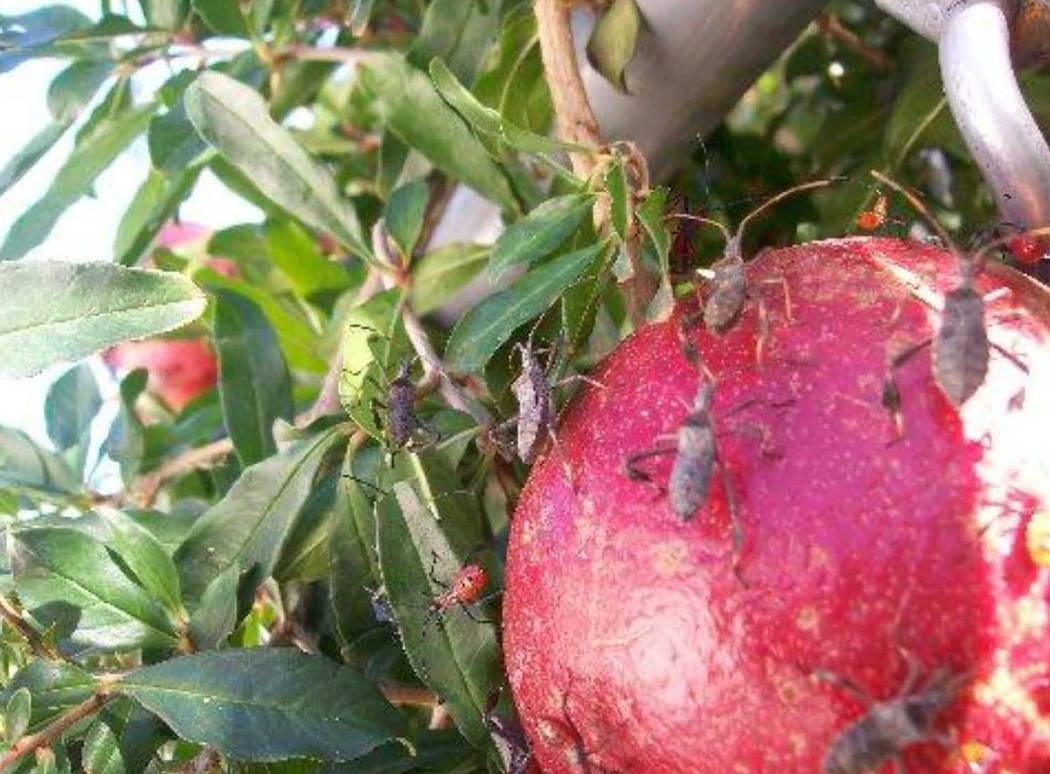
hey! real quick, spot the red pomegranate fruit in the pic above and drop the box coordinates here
[503,237,1050,774]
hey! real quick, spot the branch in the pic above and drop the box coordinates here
[0,690,113,770]
[135,437,233,506]
[0,595,64,662]
[378,681,440,707]
[816,14,893,71]
[535,0,603,176]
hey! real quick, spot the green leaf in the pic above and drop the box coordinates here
[329,451,381,657]
[5,687,31,742]
[337,290,406,439]
[0,6,92,72]
[445,243,603,373]
[0,104,156,260]
[586,0,641,94]
[214,292,294,467]
[192,0,248,35]
[265,219,352,302]
[637,187,673,321]
[98,507,185,621]
[488,194,594,282]
[185,72,369,259]
[87,698,169,774]
[474,8,550,136]
[359,54,518,212]
[384,180,428,259]
[188,564,239,650]
[11,527,180,651]
[429,57,578,156]
[103,369,147,486]
[0,661,95,733]
[44,363,101,453]
[82,717,125,774]
[114,165,203,266]
[0,262,207,379]
[376,456,501,749]
[0,426,80,496]
[409,243,488,316]
[274,471,339,584]
[138,0,188,29]
[117,649,406,762]
[606,156,631,241]
[149,101,211,174]
[409,0,499,87]
[0,123,66,199]
[48,60,114,123]
[174,426,348,602]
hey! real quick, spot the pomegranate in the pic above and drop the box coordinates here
[503,238,1050,773]
[103,222,225,412]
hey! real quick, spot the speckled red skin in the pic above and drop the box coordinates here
[503,238,1050,774]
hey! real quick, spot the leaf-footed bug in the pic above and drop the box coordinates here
[342,324,440,453]
[814,651,970,774]
[485,689,533,774]
[669,180,833,357]
[871,172,1047,410]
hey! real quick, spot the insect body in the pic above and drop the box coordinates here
[819,662,967,774]
[369,356,439,452]
[510,337,555,464]
[856,194,889,231]
[673,179,832,338]
[430,563,489,614]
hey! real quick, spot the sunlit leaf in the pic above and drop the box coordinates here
[488,194,595,282]
[586,0,641,94]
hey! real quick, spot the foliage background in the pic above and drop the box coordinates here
[0,0,1047,771]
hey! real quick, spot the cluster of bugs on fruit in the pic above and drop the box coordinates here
[814,651,969,774]
[870,172,1049,425]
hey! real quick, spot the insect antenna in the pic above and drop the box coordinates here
[870,170,962,259]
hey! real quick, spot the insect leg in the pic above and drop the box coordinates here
[811,669,874,706]
[883,338,933,440]
[458,602,498,625]
[990,342,1028,374]
[623,445,676,491]
[427,551,449,590]
[718,463,748,586]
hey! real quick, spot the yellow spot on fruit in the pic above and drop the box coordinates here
[1026,511,1050,566]
[650,540,690,578]
[795,605,819,632]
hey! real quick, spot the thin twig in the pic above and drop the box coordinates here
[535,0,602,176]
[817,14,893,71]
[378,681,440,707]
[135,437,233,506]
[277,44,379,67]
[0,690,114,770]
[0,596,64,662]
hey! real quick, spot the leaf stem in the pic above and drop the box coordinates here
[0,689,113,770]
[535,0,603,177]
[0,595,64,662]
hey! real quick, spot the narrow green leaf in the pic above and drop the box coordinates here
[47,60,114,122]
[349,0,376,35]
[188,564,239,650]
[636,187,674,322]
[82,717,125,774]
[138,0,189,29]
[409,243,488,316]
[384,180,428,259]
[0,104,155,260]
[0,6,93,72]
[359,54,518,212]
[174,426,347,602]
[98,507,185,620]
[90,698,169,774]
[114,165,203,266]
[265,219,352,301]
[117,649,406,762]
[445,243,603,373]
[0,661,94,733]
[429,57,578,156]
[102,369,147,486]
[410,0,499,86]
[606,156,631,241]
[585,0,641,94]
[376,458,501,749]
[192,0,248,35]
[214,291,294,467]
[11,527,180,651]
[0,123,67,199]
[474,8,550,135]
[0,262,207,379]
[5,687,31,742]
[275,471,339,584]
[329,451,380,657]
[185,72,369,259]
[488,194,594,282]
[149,100,211,174]
[44,363,101,453]
[0,426,81,496]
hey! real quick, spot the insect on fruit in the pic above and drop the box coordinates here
[624,375,747,579]
[670,179,833,336]
[856,193,889,232]
[872,172,1048,408]
[815,654,969,774]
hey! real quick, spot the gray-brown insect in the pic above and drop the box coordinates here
[371,356,439,451]
[817,658,968,774]
[510,336,555,465]
[484,702,532,774]
[672,179,832,337]
[870,171,1039,412]
[624,379,745,578]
